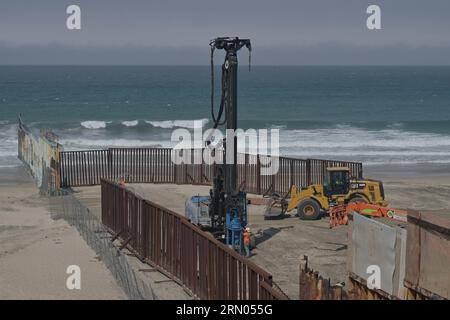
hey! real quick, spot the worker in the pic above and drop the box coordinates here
[243,227,251,257]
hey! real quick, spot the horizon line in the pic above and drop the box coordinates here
[1,64,450,67]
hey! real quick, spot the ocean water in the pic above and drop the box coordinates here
[1,66,450,168]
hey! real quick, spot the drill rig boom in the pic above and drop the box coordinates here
[207,37,251,253]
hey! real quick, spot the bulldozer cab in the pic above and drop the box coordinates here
[324,167,350,197]
[273,166,386,221]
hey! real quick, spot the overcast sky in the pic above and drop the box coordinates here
[1,0,449,65]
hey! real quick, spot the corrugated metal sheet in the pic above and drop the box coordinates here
[349,213,407,298]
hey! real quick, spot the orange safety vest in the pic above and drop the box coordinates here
[243,231,250,245]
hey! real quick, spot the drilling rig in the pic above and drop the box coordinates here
[186,37,251,254]
[209,37,251,254]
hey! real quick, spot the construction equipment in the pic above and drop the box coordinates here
[186,37,251,254]
[329,202,407,228]
[265,167,386,220]
[185,196,211,227]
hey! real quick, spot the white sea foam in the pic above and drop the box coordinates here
[2,121,450,167]
[270,124,287,129]
[0,124,20,167]
[121,120,139,127]
[80,120,110,129]
[273,127,450,164]
[61,138,174,149]
[277,127,450,149]
[145,118,209,129]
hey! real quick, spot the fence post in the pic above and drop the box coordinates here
[58,151,64,188]
[184,149,188,184]
[201,148,205,184]
[306,159,311,186]
[256,154,261,195]
[290,159,294,190]
[173,149,177,184]
[107,148,112,180]
[322,160,327,184]
[271,156,275,194]
[244,153,248,190]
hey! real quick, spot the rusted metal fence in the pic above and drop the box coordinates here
[61,148,362,195]
[101,179,288,300]
[299,256,390,300]
[299,256,348,300]
[404,210,450,300]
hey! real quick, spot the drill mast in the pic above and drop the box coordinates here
[208,37,251,253]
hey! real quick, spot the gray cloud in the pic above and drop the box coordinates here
[0,0,449,65]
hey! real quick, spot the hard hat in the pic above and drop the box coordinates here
[245,227,250,232]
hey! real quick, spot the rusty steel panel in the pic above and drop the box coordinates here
[299,257,399,300]
[299,257,349,300]
[405,210,450,299]
[100,179,289,300]
[61,148,363,199]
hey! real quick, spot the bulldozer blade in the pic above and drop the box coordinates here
[264,199,287,220]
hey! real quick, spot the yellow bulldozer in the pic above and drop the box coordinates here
[265,167,387,220]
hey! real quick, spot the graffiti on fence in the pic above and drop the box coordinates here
[18,118,63,195]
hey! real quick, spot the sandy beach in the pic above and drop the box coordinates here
[0,166,126,299]
[1,1,449,302]
[2,162,449,299]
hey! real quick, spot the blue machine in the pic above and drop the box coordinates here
[185,196,211,227]
[225,192,248,254]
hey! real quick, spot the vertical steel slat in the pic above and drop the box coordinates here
[101,178,276,300]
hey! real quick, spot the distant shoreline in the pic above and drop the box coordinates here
[3,162,450,183]
[364,163,450,178]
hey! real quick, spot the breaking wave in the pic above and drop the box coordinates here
[3,120,450,167]
[80,120,110,129]
[0,124,20,167]
[60,138,173,149]
[121,120,139,127]
[276,126,450,164]
[145,118,209,129]
[80,119,209,130]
